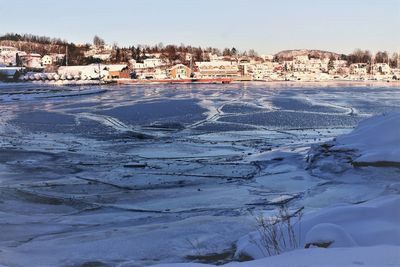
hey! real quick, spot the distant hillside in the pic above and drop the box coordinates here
[0,33,92,65]
[274,49,342,61]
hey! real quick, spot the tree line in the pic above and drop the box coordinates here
[0,33,69,45]
[344,49,398,67]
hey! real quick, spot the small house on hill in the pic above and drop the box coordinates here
[41,55,53,65]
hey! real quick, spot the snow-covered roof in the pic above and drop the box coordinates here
[21,53,42,57]
[58,65,107,77]
[105,64,128,72]
[196,60,237,67]
[0,46,18,52]
[169,64,190,70]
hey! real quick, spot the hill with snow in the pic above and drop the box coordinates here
[274,49,341,60]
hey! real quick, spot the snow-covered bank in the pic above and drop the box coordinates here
[235,195,400,258]
[153,195,400,267]
[334,113,400,164]
[154,245,400,267]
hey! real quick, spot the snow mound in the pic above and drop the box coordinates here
[240,195,400,257]
[334,113,400,164]
[305,223,357,248]
[153,246,400,267]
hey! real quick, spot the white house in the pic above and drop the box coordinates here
[294,55,309,63]
[350,63,368,75]
[261,55,274,61]
[252,63,274,80]
[133,62,145,69]
[185,53,193,61]
[131,58,165,69]
[143,58,164,68]
[372,63,391,75]
[42,55,53,65]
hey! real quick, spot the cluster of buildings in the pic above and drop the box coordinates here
[83,44,114,61]
[127,52,399,82]
[1,44,399,83]
[0,45,64,69]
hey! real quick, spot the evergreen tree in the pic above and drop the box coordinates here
[328,57,335,71]
[231,47,237,56]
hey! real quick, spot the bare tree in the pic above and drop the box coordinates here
[248,49,258,58]
[93,35,105,47]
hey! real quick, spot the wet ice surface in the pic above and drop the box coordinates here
[0,83,400,266]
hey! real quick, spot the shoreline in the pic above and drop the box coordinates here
[1,79,400,88]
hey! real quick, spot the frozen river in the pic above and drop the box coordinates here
[0,82,400,266]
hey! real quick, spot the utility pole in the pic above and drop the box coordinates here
[370,53,374,78]
[65,45,68,66]
[398,50,400,69]
[98,62,102,86]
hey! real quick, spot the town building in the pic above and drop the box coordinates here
[252,63,275,80]
[350,63,368,76]
[143,58,165,68]
[42,55,53,65]
[105,64,130,79]
[131,58,166,70]
[372,63,391,75]
[0,46,19,66]
[260,55,274,61]
[195,60,241,78]
[58,64,107,80]
[169,64,192,79]
[20,53,43,69]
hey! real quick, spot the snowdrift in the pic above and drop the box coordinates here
[334,112,400,164]
[153,196,400,267]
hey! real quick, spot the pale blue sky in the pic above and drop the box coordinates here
[1,0,399,54]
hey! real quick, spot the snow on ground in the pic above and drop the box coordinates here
[154,245,400,267]
[153,196,400,267]
[334,112,400,164]
[235,195,400,256]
